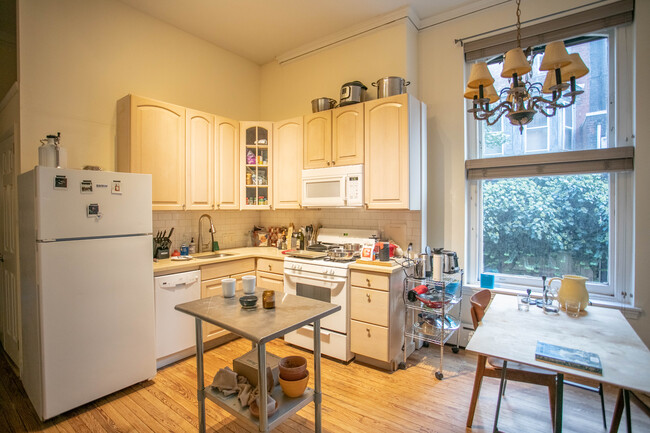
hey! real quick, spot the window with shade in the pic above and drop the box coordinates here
[466,28,634,302]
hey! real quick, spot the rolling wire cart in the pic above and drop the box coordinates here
[399,270,463,379]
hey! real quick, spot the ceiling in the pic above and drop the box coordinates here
[118,0,479,65]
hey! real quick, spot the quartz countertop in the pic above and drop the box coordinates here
[153,247,407,276]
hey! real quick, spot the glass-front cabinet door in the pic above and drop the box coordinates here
[240,122,272,209]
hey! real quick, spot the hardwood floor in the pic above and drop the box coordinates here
[1,338,648,432]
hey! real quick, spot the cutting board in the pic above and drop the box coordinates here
[285,250,326,259]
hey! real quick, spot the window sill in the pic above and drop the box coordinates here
[464,283,642,320]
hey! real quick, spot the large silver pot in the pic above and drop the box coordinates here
[311,97,337,113]
[372,76,410,99]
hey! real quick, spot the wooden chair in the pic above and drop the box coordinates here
[466,289,557,428]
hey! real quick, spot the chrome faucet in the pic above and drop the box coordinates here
[198,214,215,253]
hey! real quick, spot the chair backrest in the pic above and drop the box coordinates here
[470,289,492,329]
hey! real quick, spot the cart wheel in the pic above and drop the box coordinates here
[398,362,406,370]
[435,371,444,380]
[452,347,460,354]
[422,341,430,348]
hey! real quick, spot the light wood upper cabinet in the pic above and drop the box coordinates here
[364,93,423,210]
[186,109,214,210]
[303,111,332,169]
[117,94,186,210]
[273,117,303,209]
[215,116,240,210]
[332,104,364,166]
[240,122,273,209]
[304,105,363,169]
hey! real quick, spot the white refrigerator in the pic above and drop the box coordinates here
[18,167,156,421]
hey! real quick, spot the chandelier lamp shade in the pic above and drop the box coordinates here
[465,0,589,132]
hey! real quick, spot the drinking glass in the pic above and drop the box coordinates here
[565,300,581,318]
[517,294,529,311]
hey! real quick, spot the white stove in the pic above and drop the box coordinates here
[283,228,379,361]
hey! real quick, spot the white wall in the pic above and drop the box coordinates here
[632,0,650,345]
[260,19,416,121]
[17,0,261,172]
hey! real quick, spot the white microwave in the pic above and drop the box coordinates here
[302,164,363,208]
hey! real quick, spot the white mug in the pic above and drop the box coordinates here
[242,275,256,294]
[222,278,236,298]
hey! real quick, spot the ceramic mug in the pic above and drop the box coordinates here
[222,278,236,298]
[242,275,256,294]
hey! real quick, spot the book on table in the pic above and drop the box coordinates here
[535,341,603,375]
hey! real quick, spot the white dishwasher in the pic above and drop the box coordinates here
[154,270,201,368]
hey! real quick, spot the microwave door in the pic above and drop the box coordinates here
[302,176,346,207]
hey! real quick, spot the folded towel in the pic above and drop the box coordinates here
[211,367,239,396]
[247,387,276,412]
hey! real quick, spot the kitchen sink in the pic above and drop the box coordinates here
[194,253,235,259]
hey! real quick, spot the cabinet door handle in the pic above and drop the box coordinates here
[366,278,371,287]
[366,328,371,337]
[366,293,371,302]
[332,160,336,165]
[326,161,331,166]
[268,264,272,271]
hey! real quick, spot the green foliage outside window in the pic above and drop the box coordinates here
[482,174,609,283]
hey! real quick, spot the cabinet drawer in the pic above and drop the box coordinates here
[350,320,388,362]
[256,271,284,292]
[201,258,255,280]
[257,258,284,275]
[350,271,389,291]
[350,287,388,327]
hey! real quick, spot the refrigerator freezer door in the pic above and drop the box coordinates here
[33,167,152,240]
[36,235,155,419]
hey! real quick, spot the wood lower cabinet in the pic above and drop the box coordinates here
[350,269,407,370]
[186,109,214,210]
[117,94,186,210]
[364,93,424,210]
[304,104,363,169]
[200,259,255,342]
[256,258,284,292]
[273,117,303,209]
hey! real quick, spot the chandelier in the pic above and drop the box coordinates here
[464,0,589,133]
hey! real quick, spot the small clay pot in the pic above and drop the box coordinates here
[278,355,307,381]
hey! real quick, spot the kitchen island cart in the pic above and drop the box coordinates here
[175,293,340,432]
[401,271,463,379]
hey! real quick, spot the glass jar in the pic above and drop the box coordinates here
[262,290,275,309]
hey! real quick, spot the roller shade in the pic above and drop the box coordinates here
[465,147,634,180]
[464,0,634,62]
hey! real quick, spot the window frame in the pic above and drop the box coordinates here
[465,26,634,304]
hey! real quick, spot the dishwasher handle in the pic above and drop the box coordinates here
[158,276,199,288]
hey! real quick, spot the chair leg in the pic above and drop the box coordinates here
[467,355,487,428]
[548,379,556,427]
[610,388,624,433]
[599,383,607,429]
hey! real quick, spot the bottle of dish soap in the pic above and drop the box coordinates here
[189,237,196,254]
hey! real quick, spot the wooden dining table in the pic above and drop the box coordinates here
[465,294,650,433]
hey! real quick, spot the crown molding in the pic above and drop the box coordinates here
[418,0,513,30]
[275,5,420,65]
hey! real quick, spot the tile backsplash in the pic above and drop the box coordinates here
[153,208,421,253]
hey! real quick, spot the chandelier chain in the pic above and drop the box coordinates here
[516,0,522,48]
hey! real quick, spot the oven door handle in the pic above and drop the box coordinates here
[301,324,331,336]
[284,270,348,284]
